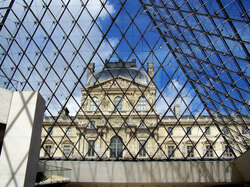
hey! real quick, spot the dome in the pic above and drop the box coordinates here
[86,67,151,86]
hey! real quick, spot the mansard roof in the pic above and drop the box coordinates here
[86,59,151,86]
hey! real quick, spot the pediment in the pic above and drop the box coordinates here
[86,76,147,89]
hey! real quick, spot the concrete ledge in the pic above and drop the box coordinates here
[45,160,243,184]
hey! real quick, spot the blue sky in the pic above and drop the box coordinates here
[0,0,248,117]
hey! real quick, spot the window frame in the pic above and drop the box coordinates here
[63,145,71,157]
[222,126,229,135]
[138,96,146,111]
[242,126,248,134]
[90,121,95,129]
[224,145,233,158]
[66,127,71,136]
[48,127,53,135]
[167,127,173,136]
[187,145,194,158]
[186,127,191,135]
[88,140,95,157]
[110,136,123,158]
[44,145,52,157]
[90,97,99,111]
[205,127,210,135]
[139,140,146,157]
[168,145,175,158]
[114,96,122,111]
[205,145,213,158]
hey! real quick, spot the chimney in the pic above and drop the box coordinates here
[147,62,154,78]
[87,63,95,80]
[174,104,180,117]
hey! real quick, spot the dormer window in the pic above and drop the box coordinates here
[90,97,99,111]
[114,96,122,111]
[138,97,146,111]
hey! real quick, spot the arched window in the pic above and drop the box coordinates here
[138,97,146,111]
[110,136,123,158]
[114,96,122,111]
[90,97,99,111]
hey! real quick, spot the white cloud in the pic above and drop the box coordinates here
[1,1,118,116]
[156,80,200,116]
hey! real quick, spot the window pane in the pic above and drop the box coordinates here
[168,146,174,158]
[205,127,210,135]
[205,146,213,157]
[90,97,99,111]
[186,127,191,135]
[114,97,122,111]
[48,127,53,135]
[138,97,146,111]
[88,140,95,157]
[45,145,52,157]
[139,140,146,157]
[168,127,173,135]
[242,126,248,134]
[66,127,71,136]
[110,136,123,158]
[187,146,194,157]
[63,145,71,157]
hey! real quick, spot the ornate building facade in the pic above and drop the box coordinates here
[41,60,249,160]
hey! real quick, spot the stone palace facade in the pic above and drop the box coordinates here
[40,60,249,160]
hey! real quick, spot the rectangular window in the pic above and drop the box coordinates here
[186,127,191,135]
[90,97,99,111]
[66,127,71,136]
[48,127,53,135]
[205,145,213,157]
[242,126,248,134]
[88,140,95,157]
[63,145,71,157]
[138,97,146,111]
[167,127,173,136]
[224,145,233,157]
[139,140,146,157]
[168,146,175,158]
[187,146,194,157]
[90,121,95,128]
[222,127,229,135]
[45,145,52,157]
[205,127,210,135]
[114,97,122,111]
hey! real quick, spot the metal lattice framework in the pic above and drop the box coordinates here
[0,0,249,160]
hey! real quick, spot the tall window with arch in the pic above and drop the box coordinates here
[110,136,123,158]
[114,96,122,111]
[90,97,99,111]
[138,96,146,111]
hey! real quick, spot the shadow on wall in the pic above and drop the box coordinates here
[0,88,45,187]
[0,123,6,155]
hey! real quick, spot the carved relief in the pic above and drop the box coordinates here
[102,97,109,108]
